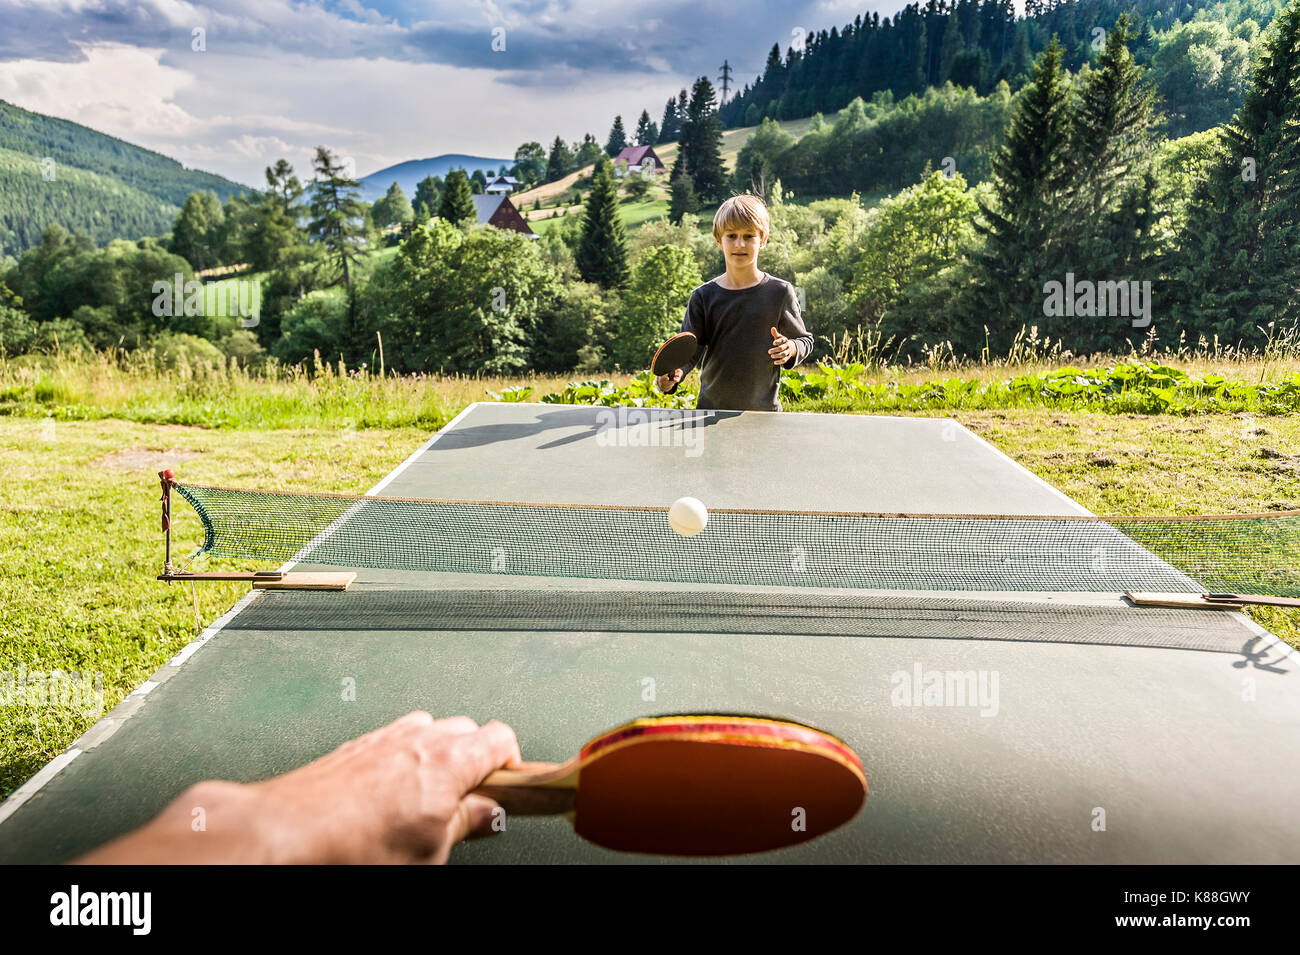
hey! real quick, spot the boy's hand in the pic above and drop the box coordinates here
[768,327,795,365]
[656,369,683,393]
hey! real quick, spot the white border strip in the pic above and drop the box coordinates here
[0,404,483,828]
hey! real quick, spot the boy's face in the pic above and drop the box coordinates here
[716,224,767,265]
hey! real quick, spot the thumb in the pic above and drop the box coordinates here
[771,326,781,340]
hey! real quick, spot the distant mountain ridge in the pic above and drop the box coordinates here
[0,99,246,256]
[358,153,512,201]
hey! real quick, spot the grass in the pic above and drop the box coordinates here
[1,352,1298,801]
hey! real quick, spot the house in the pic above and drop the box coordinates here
[470,193,537,237]
[612,145,666,178]
[485,175,522,195]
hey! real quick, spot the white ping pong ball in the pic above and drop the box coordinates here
[668,497,708,537]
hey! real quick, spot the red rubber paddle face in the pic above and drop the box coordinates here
[571,717,867,856]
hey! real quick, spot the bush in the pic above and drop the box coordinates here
[149,331,226,370]
[217,329,267,368]
[273,290,350,365]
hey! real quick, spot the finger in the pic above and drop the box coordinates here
[673,369,682,381]
[445,720,523,793]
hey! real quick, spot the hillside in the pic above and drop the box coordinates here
[0,99,246,256]
[359,153,513,201]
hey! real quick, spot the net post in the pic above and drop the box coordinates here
[159,469,174,580]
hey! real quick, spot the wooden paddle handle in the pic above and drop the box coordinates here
[475,761,577,816]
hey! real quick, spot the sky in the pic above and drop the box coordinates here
[0,0,1023,187]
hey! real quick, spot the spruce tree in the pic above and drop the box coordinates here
[1062,14,1158,353]
[674,77,728,204]
[634,110,654,145]
[605,116,628,157]
[413,176,440,218]
[307,146,368,346]
[1173,0,1300,346]
[437,170,477,227]
[968,38,1073,351]
[575,157,629,289]
[668,175,700,225]
[546,136,575,182]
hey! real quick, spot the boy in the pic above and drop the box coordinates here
[656,194,813,411]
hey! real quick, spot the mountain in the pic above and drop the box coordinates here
[358,154,512,201]
[0,99,247,257]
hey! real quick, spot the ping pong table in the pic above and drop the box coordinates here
[2,402,1298,863]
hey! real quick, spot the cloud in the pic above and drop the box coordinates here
[0,1,936,184]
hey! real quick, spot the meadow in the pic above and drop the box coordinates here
[1,347,1297,799]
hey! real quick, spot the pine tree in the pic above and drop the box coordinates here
[1068,17,1153,215]
[413,176,440,217]
[437,169,477,226]
[546,136,575,182]
[968,38,1073,351]
[1173,0,1300,346]
[668,175,700,225]
[634,110,654,145]
[307,146,368,346]
[674,77,728,204]
[658,96,680,144]
[938,14,963,84]
[575,157,629,289]
[605,116,628,157]
[371,181,413,229]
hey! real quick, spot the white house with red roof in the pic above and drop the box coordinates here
[612,144,666,178]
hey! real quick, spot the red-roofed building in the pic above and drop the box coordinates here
[612,145,666,178]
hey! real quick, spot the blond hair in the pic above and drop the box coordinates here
[712,194,770,242]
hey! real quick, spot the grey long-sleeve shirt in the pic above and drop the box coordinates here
[675,272,814,412]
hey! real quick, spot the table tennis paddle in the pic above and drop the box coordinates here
[651,332,699,392]
[475,714,867,855]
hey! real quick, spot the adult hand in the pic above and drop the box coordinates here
[77,712,522,865]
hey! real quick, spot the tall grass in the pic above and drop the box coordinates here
[3,330,1300,428]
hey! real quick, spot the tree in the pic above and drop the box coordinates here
[1150,21,1252,137]
[513,142,547,185]
[673,77,728,204]
[1172,0,1300,347]
[171,191,224,271]
[1061,13,1159,344]
[247,160,307,273]
[847,170,979,350]
[574,156,629,289]
[614,245,702,367]
[413,176,441,218]
[634,110,654,145]
[573,133,603,170]
[546,136,575,182]
[437,169,477,226]
[605,115,628,157]
[371,182,414,229]
[938,14,963,84]
[307,146,368,344]
[967,38,1073,351]
[658,94,682,144]
[668,175,701,225]
[374,220,563,373]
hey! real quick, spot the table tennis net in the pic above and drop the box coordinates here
[171,482,1300,596]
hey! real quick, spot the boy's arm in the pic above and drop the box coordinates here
[659,291,706,393]
[778,284,814,369]
[677,290,706,376]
